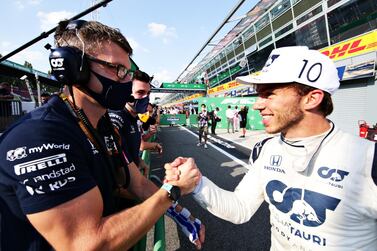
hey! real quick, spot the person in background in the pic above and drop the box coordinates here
[210,107,220,135]
[0,82,14,117]
[165,46,377,250]
[233,105,240,132]
[40,92,51,105]
[185,109,191,127]
[239,106,248,138]
[140,103,158,141]
[226,105,234,133]
[197,103,209,149]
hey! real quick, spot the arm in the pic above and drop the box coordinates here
[141,125,157,141]
[140,140,162,154]
[166,158,265,224]
[127,161,197,215]
[192,174,264,224]
[126,159,205,249]
[28,186,172,251]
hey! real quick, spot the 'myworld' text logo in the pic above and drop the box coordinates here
[266,180,341,227]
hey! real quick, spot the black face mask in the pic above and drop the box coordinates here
[86,71,133,110]
[132,96,150,114]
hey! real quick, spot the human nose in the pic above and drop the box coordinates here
[252,97,266,111]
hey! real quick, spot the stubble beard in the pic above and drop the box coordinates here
[266,105,304,135]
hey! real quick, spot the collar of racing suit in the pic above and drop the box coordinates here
[279,121,335,172]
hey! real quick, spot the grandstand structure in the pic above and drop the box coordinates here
[163,0,377,135]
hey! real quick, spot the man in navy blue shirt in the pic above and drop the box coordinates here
[110,70,162,168]
[110,71,204,242]
[0,20,203,251]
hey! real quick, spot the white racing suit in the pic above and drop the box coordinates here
[193,124,377,250]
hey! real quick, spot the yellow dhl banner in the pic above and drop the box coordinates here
[175,93,204,103]
[207,80,245,95]
[320,30,377,61]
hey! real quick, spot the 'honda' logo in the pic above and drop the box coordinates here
[50,58,64,68]
[270,155,282,167]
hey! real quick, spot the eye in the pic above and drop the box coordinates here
[259,91,273,98]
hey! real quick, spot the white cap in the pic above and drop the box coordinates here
[236,46,340,95]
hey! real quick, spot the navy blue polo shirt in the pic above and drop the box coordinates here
[109,109,141,165]
[0,96,118,251]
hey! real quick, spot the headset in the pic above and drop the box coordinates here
[48,20,90,86]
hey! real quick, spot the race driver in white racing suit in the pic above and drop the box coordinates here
[165,46,377,250]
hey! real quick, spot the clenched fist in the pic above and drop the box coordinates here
[164,157,202,195]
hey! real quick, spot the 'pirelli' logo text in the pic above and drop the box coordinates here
[14,154,67,175]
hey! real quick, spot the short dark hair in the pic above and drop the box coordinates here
[55,20,132,56]
[201,104,206,108]
[291,83,334,116]
[133,70,151,83]
[41,92,50,97]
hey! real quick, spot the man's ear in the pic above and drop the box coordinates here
[302,89,324,111]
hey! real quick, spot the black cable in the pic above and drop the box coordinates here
[0,0,113,63]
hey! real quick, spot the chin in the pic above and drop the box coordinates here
[264,125,281,134]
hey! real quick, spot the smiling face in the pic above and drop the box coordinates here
[253,84,304,135]
[132,78,151,99]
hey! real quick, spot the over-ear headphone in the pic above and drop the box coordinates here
[49,20,90,86]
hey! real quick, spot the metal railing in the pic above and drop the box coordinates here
[133,134,166,251]
[0,100,23,132]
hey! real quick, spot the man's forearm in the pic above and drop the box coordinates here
[127,163,188,216]
[99,189,172,250]
[140,141,158,151]
[127,162,159,200]
[193,177,263,224]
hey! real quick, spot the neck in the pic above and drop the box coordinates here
[283,114,330,139]
[68,86,106,129]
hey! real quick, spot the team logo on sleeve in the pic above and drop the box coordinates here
[7,143,70,162]
[109,113,124,130]
[7,147,27,161]
[317,166,349,189]
[14,153,67,175]
[22,179,45,195]
[317,167,349,182]
[266,180,341,227]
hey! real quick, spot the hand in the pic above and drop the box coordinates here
[150,124,157,133]
[166,204,205,250]
[164,157,201,195]
[154,143,163,154]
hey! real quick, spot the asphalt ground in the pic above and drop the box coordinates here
[149,125,271,251]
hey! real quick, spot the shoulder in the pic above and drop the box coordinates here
[249,136,275,164]
[1,106,80,147]
[109,110,126,130]
[327,128,377,185]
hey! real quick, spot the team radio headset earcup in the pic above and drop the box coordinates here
[49,47,90,86]
[48,20,90,86]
